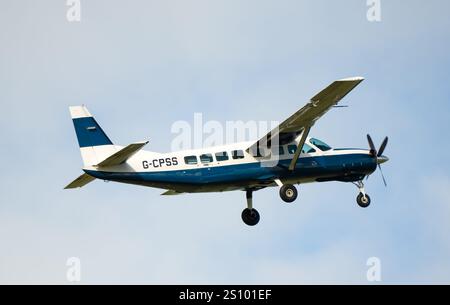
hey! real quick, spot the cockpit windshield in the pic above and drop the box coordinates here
[302,143,316,154]
[309,138,332,151]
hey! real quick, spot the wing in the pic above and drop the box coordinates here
[248,77,365,151]
[64,173,96,189]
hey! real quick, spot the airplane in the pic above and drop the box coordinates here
[65,76,389,226]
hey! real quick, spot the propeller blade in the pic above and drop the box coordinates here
[377,137,389,157]
[378,164,387,187]
[367,134,376,157]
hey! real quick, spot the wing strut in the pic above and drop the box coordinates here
[288,126,311,171]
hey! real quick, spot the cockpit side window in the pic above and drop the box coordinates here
[309,138,332,151]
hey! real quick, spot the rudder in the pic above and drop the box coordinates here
[69,106,116,166]
[70,106,113,148]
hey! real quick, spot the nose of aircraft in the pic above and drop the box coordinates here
[377,155,389,165]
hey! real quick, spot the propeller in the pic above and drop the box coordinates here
[377,137,388,157]
[378,163,387,187]
[367,134,376,157]
[366,134,389,187]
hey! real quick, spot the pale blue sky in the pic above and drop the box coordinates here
[1,0,450,284]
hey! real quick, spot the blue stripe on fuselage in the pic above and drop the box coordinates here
[85,153,377,185]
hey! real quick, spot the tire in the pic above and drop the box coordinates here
[280,184,298,203]
[241,208,260,226]
[357,193,371,208]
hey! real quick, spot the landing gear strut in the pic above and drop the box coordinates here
[242,190,260,226]
[353,181,371,208]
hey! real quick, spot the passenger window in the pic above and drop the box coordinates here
[200,154,213,164]
[302,143,316,154]
[215,152,229,162]
[287,145,297,154]
[184,155,198,165]
[232,150,245,159]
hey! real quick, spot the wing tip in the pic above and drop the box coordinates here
[338,76,365,82]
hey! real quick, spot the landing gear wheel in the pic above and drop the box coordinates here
[280,184,298,203]
[357,193,371,208]
[241,208,260,226]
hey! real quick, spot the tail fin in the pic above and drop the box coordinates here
[69,106,117,166]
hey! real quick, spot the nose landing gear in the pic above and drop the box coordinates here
[353,181,371,208]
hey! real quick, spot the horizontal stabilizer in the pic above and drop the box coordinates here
[64,173,96,189]
[96,141,148,167]
[161,190,184,196]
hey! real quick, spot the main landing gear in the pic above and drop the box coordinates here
[241,190,260,226]
[275,180,298,203]
[353,181,371,208]
[279,184,298,203]
[241,179,372,225]
[241,183,299,226]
